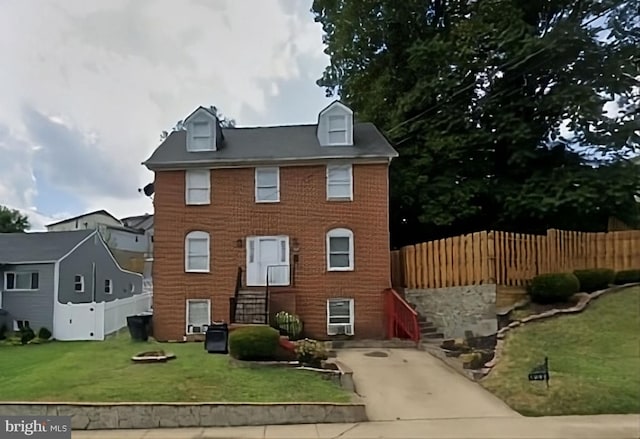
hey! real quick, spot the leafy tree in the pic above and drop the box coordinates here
[312,0,640,247]
[0,206,30,233]
[160,105,236,141]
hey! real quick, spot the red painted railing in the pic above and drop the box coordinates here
[384,288,420,342]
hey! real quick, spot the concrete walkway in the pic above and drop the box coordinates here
[73,415,640,438]
[336,348,516,421]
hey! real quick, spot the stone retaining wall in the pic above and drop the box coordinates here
[406,285,497,339]
[0,402,368,430]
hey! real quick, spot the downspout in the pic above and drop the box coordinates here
[92,262,96,303]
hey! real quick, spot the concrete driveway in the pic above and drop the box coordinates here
[336,348,517,421]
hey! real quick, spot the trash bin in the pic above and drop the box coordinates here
[204,322,228,354]
[138,312,153,337]
[127,315,148,341]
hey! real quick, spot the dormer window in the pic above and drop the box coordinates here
[328,116,347,144]
[191,121,211,150]
[317,101,354,146]
[184,107,221,152]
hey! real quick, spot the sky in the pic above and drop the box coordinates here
[0,0,332,230]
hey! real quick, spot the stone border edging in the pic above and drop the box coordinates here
[0,402,368,430]
[482,283,640,377]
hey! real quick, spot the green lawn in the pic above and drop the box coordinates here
[483,286,640,416]
[0,332,350,403]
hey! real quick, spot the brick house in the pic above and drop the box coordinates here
[142,101,398,341]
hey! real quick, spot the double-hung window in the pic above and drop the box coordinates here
[327,164,353,200]
[327,298,354,335]
[185,231,210,272]
[74,275,85,292]
[328,115,348,145]
[326,228,354,271]
[190,121,212,151]
[186,299,211,334]
[185,170,211,205]
[255,167,280,203]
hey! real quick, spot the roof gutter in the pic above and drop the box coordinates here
[142,155,397,171]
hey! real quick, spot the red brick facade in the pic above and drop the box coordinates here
[152,163,392,341]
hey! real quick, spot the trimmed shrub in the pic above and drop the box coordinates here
[613,269,640,285]
[19,326,36,345]
[295,339,328,367]
[273,311,303,340]
[529,272,580,304]
[573,268,615,292]
[38,327,52,340]
[228,326,280,360]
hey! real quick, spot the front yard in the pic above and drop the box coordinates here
[0,332,350,403]
[482,286,640,416]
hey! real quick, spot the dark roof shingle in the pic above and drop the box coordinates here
[0,230,95,263]
[143,123,398,169]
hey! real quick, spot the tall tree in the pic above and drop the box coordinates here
[160,105,236,141]
[0,206,30,233]
[312,0,640,247]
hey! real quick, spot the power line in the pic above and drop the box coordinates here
[384,3,624,137]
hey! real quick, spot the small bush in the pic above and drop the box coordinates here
[529,272,580,304]
[0,324,7,341]
[19,326,36,345]
[38,327,52,340]
[228,326,280,360]
[573,268,615,292]
[295,339,328,367]
[274,311,303,340]
[613,269,640,285]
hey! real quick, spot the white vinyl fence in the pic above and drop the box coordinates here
[54,292,153,341]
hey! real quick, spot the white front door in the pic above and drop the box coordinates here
[246,236,290,286]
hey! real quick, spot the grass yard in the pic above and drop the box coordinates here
[0,331,350,403]
[483,286,640,416]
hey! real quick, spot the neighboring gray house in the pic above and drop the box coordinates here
[0,230,148,341]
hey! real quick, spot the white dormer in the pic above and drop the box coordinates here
[317,101,354,146]
[185,107,219,152]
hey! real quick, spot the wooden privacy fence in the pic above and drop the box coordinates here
[392,229,640,289]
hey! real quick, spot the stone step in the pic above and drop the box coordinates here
[423,332,444,339]
[420,326,438,334]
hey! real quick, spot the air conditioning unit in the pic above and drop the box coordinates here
[189,325,203,334]
[327,324,354,336]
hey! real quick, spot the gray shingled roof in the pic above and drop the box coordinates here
[0,230,95,263]
[143,123,398,169]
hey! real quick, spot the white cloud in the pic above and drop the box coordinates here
[0,0,330,222]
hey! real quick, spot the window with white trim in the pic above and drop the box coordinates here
[327,164,353,200]
[104,279,113,294]
[185,170,211,205]
[326,228,354,271]
[255,167,280,203]
[189,121,213,151]
[185,231,210,272]
[327,298,354,336]
[4,272,39,291]
[328,115,347,145]
[74,275,85,292]
[186,299,211,334]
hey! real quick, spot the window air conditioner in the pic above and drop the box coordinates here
[327,324,354,336]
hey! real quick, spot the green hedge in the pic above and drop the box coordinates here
[613,269,640,285]
[573,268,615,292]
[529,272,580,304]
[228,326,280,360]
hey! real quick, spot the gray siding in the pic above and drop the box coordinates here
[58,234,143,304]
[0,263,55,332]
